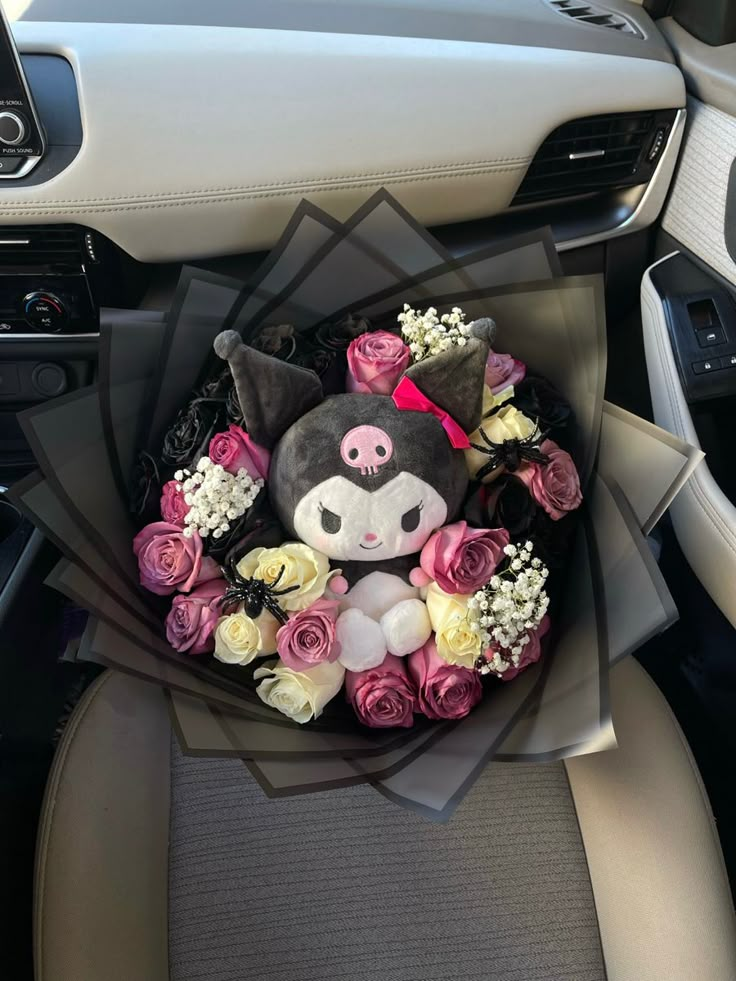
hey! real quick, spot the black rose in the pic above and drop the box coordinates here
[130,451,162,523]
[251,323,297,360]
[529,510,576,573]
[225,383,245,426]
[291,342,345,394]
[313,313,370,352]
[161,398,223,468]
[465,476,537,537]
[512,376,572,432]
[197,366,233,400]
[295,346,335,377]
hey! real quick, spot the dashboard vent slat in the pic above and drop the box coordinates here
[547,0,643,37]
[0,225,83,265]
[513,110,677,205]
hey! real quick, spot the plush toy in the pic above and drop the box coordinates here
[214,326,490,671]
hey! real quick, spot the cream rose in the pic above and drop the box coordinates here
[465,405,537,483]
[481,383,514,418]
[213,609,278,666]
[426,581,482,669]
[237,543,331,611]
[254,659,345,724]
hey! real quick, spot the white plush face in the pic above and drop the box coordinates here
[293,472,447,561]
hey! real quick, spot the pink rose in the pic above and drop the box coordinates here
[517,439,582,520]
[498,615,551,682]
[208,424,270,479]
[160,479,190,526]
[133,521,219,595]
[165,580,226,655]
[485,349,526,394]
[276,599,341,672]
[408,639,483,720]
[345,654,416,728]
[420,520,509,595]
[346,330,411,395]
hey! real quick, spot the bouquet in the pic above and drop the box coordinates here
[134,301,580,732]
[12,191,701,819]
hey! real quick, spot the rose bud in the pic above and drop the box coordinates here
[345,654,417,728]
[346,330,411,395]
[133,521,219,595]
[517,440,582,520]
[408,639,483,720]
[420,520,509,595]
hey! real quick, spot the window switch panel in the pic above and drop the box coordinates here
[692,359,721,375]
[649,254,736,403]
[697,326,726,347]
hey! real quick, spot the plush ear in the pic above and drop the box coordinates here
[403,335,489,434]
[214,330,323,449]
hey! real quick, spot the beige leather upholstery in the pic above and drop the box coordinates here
[566,656,736,981]
[7,21,684,261]
[642,259,736,628]
[35,659,736,981]
[34,672,170,981]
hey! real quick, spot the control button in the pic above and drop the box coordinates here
[697,326,726,347]
[648,127,667,162]
[0,362,20,395]
[22,291,67,333]
[692,359,721,375]
[0,111,27,146]
[31,363,67,398]
[719,354,736,370]
[0,156,23,175]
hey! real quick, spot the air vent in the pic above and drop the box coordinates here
[513,109,677,205]
[0,224,84,268]
[547,0,643,36]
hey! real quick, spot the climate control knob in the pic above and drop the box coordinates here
[0,111,27,146]
[22,291,67,333]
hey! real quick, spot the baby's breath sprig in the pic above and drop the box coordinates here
[175,456,263,540]
[467,541,550,677]
[398,304,471,361]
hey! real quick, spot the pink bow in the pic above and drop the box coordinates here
[391,376,470,449]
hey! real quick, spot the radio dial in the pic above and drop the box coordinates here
[0,111,27,146]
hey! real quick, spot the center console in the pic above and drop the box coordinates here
[0,217,147,482]
[0,225,98,336]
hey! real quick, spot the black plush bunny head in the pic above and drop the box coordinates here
[214,329,488,562]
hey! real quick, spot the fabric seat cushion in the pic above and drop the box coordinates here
[168,747,606,981]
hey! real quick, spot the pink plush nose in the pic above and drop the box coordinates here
[364,532,378,542]
[340,425,394,476]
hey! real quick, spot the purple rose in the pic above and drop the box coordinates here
[345,654,417,728]
[346,330,411,395]
[517,440,582,521]
[165,580,226,654]
[276,599,341,672]
[408,639,483,720]
[133,521,219,596]
[497,616,551,681]
[420,520,509,595]
[485,349,526,394]
[160,479,190,526]
[208,424,271,479]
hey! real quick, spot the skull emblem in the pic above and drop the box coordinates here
[340,425,394,476]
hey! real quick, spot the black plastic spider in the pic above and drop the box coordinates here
[469,422,550,480]
[219,558,298,625]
